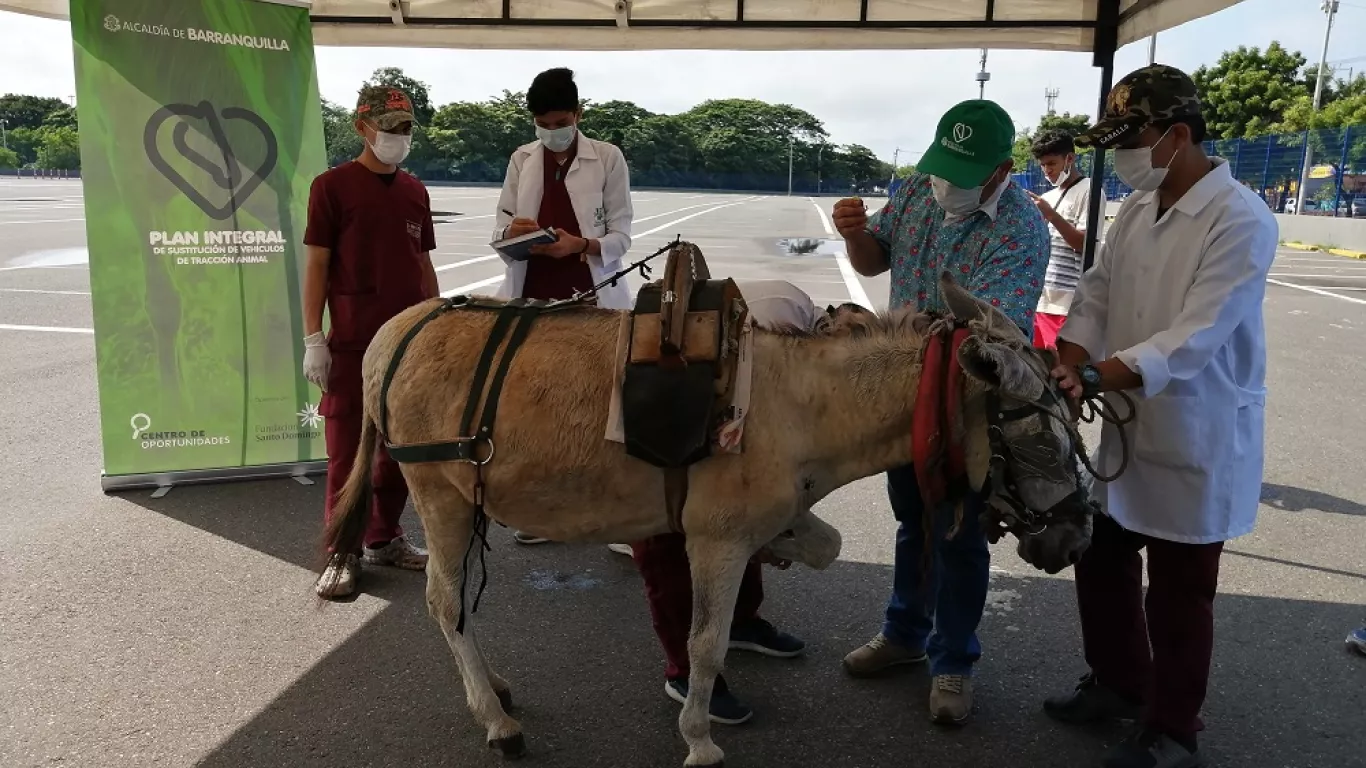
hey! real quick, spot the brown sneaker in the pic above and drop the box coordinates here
[841,633,928,678]
[929,674,973,725]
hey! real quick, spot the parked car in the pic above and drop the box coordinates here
[1352,197,1365,218]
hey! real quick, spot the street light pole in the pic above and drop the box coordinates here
[787,134,795,196]
[816,144,824,195]
[1,119,7,150]
[1148,34,1157,64]
[1295,0,1339,216]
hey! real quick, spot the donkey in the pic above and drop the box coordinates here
[319,271,1095,768]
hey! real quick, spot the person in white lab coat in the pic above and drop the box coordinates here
[494,68,635,548]
[493,67,633,312]
[1041,65,1277,768]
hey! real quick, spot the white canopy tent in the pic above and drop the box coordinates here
[2,0,1242,52]
[2,0,1247,266]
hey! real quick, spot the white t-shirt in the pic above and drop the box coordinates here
[1036,175,1091,316]
[737,279,820,332]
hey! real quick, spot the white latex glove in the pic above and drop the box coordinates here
[303,332,331,391]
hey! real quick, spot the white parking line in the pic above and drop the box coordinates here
[0,323,94,334]
[633,197,761,238]
[440,275,502,298]
[434,254,500,273]
[0,288,91,295]
[808,197,835,236]
[1267,278,1366,306]
[0,218,86,226]
[807,196,871,309]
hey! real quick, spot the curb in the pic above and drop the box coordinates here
[1283,242,1366,259]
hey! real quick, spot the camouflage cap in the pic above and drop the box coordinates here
[355,85,416,131]
[1075,64,1202,150]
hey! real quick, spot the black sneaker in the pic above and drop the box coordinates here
[665,677,754,725]
[1043,672,1143,725]
[728,617,806,658]
[1103,727,1203,768]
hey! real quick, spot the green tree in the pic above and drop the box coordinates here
[6,126,40,166]
[681,99,828,185]
[1191,42,1309,139]
[0,146,19,168]
[427,91,534,181]
[580,100,655,149]
[320,98,363,167]
[1011,111,1092,167]
[35,125,80,170]
[0,94,68,131]
[42,106,78,130]
[621,115,700,186]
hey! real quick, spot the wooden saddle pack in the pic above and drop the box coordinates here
[621,242,749,505]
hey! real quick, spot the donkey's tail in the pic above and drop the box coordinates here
[317,410,380,597]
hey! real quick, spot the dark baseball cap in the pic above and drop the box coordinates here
[355,85,416,130]
[917,100,1016,189]
[1076,64,1202,150]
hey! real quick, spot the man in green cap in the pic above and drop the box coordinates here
[829,100,1049,725]
[305,84,439,599]
[1044,64,1276,768]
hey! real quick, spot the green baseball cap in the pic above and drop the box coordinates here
[917,100,1015,189]
[1076,64,1201,150]
[355,85,416,130]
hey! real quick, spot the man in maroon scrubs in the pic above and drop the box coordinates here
[304,85,438,599]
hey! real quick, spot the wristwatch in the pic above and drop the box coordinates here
[1076,364,1102,397]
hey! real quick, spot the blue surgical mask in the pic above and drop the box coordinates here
[536,124,577,153]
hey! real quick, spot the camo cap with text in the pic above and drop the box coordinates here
[1075,64,1202,150]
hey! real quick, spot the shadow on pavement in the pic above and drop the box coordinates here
[1260,482,1366,517]
[101,488,1360,768]
[117,480,1366,768]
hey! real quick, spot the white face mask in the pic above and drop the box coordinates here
[1047,159,1073,188]
[930,175,986,217]
[536,124,577,153]
[367,128,412,166]
[1113,127,1176,191]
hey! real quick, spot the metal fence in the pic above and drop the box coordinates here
[1014,125,1365,218]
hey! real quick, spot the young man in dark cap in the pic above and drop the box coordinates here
[305,85,438,599]
[1045,64,1277,768]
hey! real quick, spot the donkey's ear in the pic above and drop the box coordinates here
[938,271,1027,343]
[957,335,1045,403]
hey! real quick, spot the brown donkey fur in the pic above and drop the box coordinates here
[319,272,1086,768]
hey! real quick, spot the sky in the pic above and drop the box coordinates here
[1,0,1363,163]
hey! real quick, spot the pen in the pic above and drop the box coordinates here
[501,208,515,218]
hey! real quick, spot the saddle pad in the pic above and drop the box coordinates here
[605,312,755,454]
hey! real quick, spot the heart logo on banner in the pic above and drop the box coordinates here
[953,123,974,143]
[143,101,279,221]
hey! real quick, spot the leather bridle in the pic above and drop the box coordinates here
[979,353,1135,541]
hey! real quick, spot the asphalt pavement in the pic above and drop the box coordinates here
[2,179,1364,768]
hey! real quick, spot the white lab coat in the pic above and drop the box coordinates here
[493,136,634,309]
[1059,159,1277,545]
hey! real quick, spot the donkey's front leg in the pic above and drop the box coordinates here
[679,538,751,768]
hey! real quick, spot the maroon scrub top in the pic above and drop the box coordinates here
[304,161,436,353]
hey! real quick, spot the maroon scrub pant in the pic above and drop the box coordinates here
[322,351,408,552]
[1075,513,1225,741]
[631,533,765,680]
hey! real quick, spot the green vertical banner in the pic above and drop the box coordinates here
[70,0,328,489]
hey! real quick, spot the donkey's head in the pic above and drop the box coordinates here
[939,272,1095,574]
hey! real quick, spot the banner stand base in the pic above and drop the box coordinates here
[102,460,328,495]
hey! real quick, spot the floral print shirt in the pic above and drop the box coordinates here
[867,174,1050,333]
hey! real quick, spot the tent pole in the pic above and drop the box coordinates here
[1081,0,1120,273]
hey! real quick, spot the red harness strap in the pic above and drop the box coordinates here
[912,326,971,512]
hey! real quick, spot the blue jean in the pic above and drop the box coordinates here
[881,464,991,676]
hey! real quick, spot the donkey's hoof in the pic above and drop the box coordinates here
[488,733,527,759]
[496,687,515,713]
